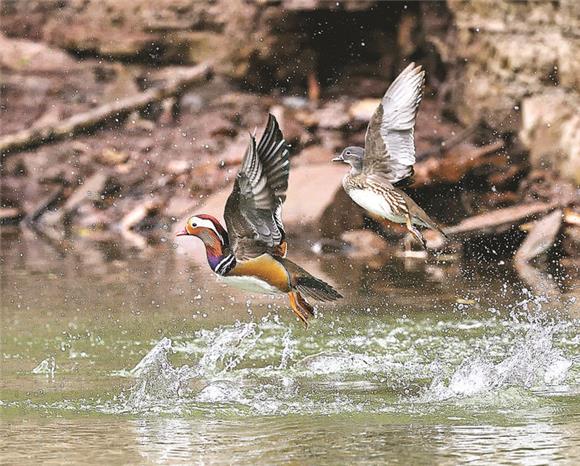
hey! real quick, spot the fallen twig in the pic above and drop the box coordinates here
[25,186,68,224]
[0,63,212,156]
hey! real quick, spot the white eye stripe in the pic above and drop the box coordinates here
[189,216,224,244]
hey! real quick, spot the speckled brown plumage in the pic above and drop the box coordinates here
[335,63,446,248]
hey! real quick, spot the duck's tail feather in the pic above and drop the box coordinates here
[275,257,343,302]
[295,275,343,302]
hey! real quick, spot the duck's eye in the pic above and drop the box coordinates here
[346,151,351,155]
[191,223,197,227]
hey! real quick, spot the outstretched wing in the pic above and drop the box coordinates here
[224,114,290,261]
[363,63,425,186]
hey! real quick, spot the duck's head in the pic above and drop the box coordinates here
[333,146,364,173]
[176,214,229,249]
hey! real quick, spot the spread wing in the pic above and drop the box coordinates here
[363,63,425,186]
[224,114,290,261]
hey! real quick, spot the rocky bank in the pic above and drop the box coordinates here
[1,1,578,269]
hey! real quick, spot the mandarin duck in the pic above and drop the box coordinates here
[177,114,342,326]
[333,63,446,248]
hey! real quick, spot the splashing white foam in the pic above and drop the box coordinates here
[196,322,262,376]
[124,337,193,410]
[278,329,295,370]
[197,381,246,404]
[116,295,576,416]
[297,351,374,375]
[122,323,264,410]
[32,356,56,379]
[422,324,572,402]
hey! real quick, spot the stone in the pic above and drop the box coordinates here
[340,229,389,258]
[0,34,76,72]
[349,98,380,122]
[217,135,249,168]
[311,102,350,129]
[519,90,580,184]
[319,187,365,239]
[447,0,580,133]
[295,145,333,166]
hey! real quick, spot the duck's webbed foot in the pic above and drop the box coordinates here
[288,291,314,328]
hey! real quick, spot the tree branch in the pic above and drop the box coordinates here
[0,63,212,156]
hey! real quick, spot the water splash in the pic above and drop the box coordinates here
[124,338,194,410]
[32,356,56,379]
[297,351,374,375]
[130,338,173,378]
[195,322,262,376]
[197,381,247,404]
[422,323,572,402]
[121,324,264,411]
[278,329,295,369]
[113,292,577,416]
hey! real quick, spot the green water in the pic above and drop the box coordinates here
[1,234,579,464]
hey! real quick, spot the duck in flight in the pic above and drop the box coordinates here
[177,114,342,326]
[333,63,446,248]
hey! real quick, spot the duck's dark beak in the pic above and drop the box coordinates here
[176,228,189,237]
[332,156,344,162]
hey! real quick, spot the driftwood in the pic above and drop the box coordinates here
[514,210,563,297]
[514,259,561,298]
[515,210,562,264]
[445,201,558,237]
[0,63,212,156]
[0,207,24,225]
[62,172,110,214]
[564,208,580,227]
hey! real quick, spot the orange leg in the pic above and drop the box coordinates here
[288,291,314,328]
[307,72,320,102]
[274,240,288,258]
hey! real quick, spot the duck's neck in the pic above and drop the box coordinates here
[198,229,235,275]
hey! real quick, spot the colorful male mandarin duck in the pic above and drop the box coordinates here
[334,63,446,248]
[177,114,342,326]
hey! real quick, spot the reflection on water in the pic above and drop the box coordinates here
[2,416,579,464]
[1,233,579,464]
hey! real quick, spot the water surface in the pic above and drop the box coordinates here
[1,234,579,464]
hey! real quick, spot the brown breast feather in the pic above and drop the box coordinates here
[228,254,291,292]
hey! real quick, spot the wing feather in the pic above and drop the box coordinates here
[224,114,290,260]
[363,63,425,185]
